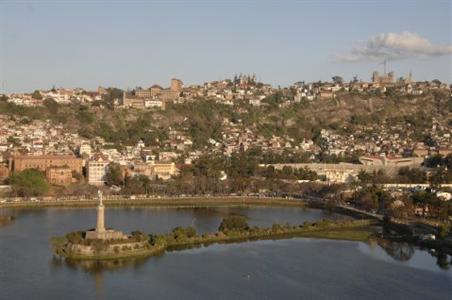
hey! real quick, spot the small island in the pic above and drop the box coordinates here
[51,191,377,261]
[52,191,156,260]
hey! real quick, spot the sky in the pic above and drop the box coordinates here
[0,0,451,93]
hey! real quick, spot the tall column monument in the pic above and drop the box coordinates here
[96,190,106,233]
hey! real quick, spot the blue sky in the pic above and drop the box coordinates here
[1,0,451,92]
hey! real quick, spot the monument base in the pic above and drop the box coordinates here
[85,229,127,240]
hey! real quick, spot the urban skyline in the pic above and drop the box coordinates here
[1,0,451,93]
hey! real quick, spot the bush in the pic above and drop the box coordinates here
[272,224,283,232]
[66,231,84,244]
[438,225,450,240]
[185,226,197,238]
[131,230,148,242]
[218,215,249,232]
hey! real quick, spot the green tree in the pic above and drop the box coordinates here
[105,162,123,186]
[438,225,450,240]
[123,175,150,195]
[357,170,372,184]
[397,167,427,183]
[31,90,43,100]
[218,215,249,232]
[185,226,197,238]
[43,98,59,115]
[8,169,49,197]
[7,136,21,147]
[332,76,343,84]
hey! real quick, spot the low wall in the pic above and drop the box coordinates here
[69,240,150,257]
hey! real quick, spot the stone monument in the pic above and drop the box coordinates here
[86,190,126,240]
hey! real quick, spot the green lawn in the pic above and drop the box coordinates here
[296,228,375,242]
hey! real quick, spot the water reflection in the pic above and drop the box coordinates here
[376,239,452,270]
[378,240,415,261]
[51,254,157,274]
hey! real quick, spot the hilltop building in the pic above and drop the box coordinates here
[170,78,183,92]
[122,92,146,109]
[150,85,163,97]
[135,88,151,98]
[372,71,395,85]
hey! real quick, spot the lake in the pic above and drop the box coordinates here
[0,206,450,300]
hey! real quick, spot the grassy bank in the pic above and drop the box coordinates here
[295,228,374,241]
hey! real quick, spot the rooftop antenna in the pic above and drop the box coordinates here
[379,58,389,74]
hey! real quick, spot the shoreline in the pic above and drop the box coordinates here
[0,197,308,209]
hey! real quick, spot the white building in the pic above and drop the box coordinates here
[144,99,165,109]
[79,143,92,157]
[86,152,109,186]
[249,99,261,106]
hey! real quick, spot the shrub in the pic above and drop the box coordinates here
[65,231,84,244]
[272,224,283,232]
[218,215,249,232]
[438,225,450,240]
[185,226,197,238]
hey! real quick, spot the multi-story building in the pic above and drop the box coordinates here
[135,88,151,98]
[86,152,109,186]
[122,92,145,109]
[150,161,178,180]
[128,161,178,180]
[359,155,424,168]
[9,154,83,174]
[150,85,163,97]
[144,99,165,109]
[372,71,395,85]
[0,165,9,180]
[170,78,183,92]
[159,89,179,101]
[46,166,73,185]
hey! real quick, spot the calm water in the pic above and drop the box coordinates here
[0,207,451,300]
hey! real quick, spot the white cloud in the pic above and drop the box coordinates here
[336,31,452,62]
